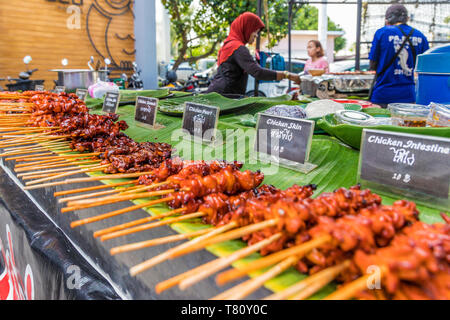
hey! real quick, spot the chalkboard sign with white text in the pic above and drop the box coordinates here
[254,113,314,165]
[135,96,158,127]
[102,91,120,114]
[55,86,65,93]
[35,85,44,91]
[359,129,450,200]
[75,89,88,101]
[182,102,219,143]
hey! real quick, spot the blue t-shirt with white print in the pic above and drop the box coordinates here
[369,24,429,104]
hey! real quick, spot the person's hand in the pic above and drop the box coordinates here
[289,73,301,85]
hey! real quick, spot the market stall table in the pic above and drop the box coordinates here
[0,91,446,300]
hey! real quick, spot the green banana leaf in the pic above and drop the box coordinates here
[220,103,362,136]
[158,92,303,116]
[317,112,450,149]
[85,89,172,109]
[84,103,446,298]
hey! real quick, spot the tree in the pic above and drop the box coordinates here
[162,1,345,71]
[162,0,302,71]
[293,5,346,53]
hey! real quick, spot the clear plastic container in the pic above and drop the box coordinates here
[387,103,429,127]
[334,110,374,125]
[365,117,393,126]
[427,103,450,127]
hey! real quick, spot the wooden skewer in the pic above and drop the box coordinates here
[110,227,214,255]
[15,158,74,168]
[66,186,177,207]
[64,182,167,204]
[61,189,176,212]
[129,219,281,279]
[58,184,143,203]
[71,200,179,229]
[63,182,167,204]
[6,152,56,160]
[0,130,62,145]
[15,152,100,162]
[92,207,185,235]
[100,211,206,241]
[218,256,300,300]
[131,221,239,278]
[22,172,67,180]
[0,136,68,148]
[24,171,156,187]
[178,233,283,291]
[287,262,350,300]
[19,165,99,177]
[25,164,109,185]
[53,180,138,197]
[2,140,68,152]
[215,235,332,285]
[323,265,387,300]
[152,232,278,294]
[14,160,101,172]
[169,219,279,260]
[6,147,71,160]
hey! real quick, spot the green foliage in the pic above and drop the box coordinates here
[293,5,346,53]
[162,1,346,70]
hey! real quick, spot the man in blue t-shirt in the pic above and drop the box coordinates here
[369,4,429,107]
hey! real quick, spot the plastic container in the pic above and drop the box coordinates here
[415,44,450,105]
[334,110,374,125]
[427,103,450,127]
[388,103,430,127]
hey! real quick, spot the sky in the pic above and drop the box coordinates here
[311,3,358,54]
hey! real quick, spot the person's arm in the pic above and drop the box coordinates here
[234,46,300,84]
[369,29,382,72]
[369,60,378,71]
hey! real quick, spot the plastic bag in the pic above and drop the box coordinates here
[88,81,119,99]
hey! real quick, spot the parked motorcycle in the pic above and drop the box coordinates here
[127,62,144,89]
[161,71,199,93]
[0,56,44,91]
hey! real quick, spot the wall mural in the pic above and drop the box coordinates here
[46,0,135,71]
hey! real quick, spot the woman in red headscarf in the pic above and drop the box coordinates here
[206,12,300,96]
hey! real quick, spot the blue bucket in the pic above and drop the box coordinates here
[415,44,450,105]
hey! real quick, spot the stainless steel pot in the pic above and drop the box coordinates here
[50,69,108,90]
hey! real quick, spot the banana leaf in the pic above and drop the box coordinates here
[317,112,450,149]
[85,89,172,109]
[85,103,446,298]
[158,92,303,116]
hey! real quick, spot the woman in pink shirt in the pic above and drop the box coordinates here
[304,40,329,73]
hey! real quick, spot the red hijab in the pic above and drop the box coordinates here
[217,12,265,66]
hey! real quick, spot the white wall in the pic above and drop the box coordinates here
[260,31,343,63]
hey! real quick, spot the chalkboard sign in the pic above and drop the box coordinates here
[55,86,65,93]
[134,96,158,128]
[182,102,219,143]
[359,129,450,201]
[75,89,88,101]
[35,85,44,91]
[254,113,315,165]
[102,91,120,114]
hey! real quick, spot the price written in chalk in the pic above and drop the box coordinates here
[359,129,450,199]
[102,91,120,114]
[135,96,158,127]
[182,102,219,142]
[75,89,88,101]
[54,86,65,93]
[35,85,44,91]
[254,113,314,165]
